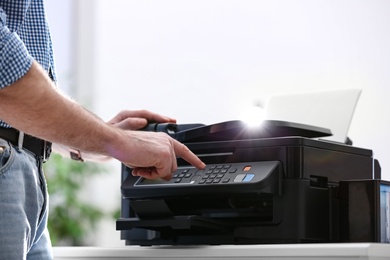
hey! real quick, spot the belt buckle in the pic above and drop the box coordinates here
[42,140,52,162]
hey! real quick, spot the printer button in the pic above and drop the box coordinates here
[198,179,206,184]
[191,175,201,182]
[174,178,182,183]
[229,168,237,174]
[195,169,205,174]
[234,174,246,182]
[222,178,230,183]
[243,173,255,182]
[213,178,221,183]
[243,166,252,172]
[206,179,213,184]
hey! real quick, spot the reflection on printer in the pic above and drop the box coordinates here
[116,119,389,245]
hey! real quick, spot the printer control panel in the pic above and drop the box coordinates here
[134,161,279,187]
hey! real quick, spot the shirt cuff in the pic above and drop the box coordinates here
[0,29,34,89]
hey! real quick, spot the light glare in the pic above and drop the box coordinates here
[239,106,266,127]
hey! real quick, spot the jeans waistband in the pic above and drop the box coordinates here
[0,128,51,162]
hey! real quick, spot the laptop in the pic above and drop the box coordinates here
[264,88,362,143]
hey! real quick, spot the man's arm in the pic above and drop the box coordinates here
[0,61,205,179]
[52,110,178,162]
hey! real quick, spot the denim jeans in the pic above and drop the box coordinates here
[0,138,52,259]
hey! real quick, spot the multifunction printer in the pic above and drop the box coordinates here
[116,120,388,245]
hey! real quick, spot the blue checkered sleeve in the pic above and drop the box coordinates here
[0,0,56,128]
[0,12,34,89]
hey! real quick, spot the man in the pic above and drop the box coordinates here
[0,1,205,259]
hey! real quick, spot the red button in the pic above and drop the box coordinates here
[243,166,251,172]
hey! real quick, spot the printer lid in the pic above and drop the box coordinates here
[144,120,332,143]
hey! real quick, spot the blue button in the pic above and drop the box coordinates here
[243,174,255,182]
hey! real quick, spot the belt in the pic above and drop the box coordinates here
[0,128,52,162]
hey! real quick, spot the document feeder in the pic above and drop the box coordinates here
[117,120,387,245]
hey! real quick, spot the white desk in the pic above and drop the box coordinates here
[53,243,390,260]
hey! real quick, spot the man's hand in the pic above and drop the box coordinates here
[107,110,176,130]
[109,129,205,181]
[106,110,205,180]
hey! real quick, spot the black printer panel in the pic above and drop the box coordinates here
[122,161,282,199]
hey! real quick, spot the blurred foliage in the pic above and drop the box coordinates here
[43,153,109,246]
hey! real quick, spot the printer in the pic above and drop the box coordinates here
[116,120,388,245]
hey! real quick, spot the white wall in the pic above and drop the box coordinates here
[73,0,390,245]
[92,0,390,172]
[45,0,74,94]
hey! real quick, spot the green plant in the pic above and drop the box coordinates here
[43,153,108,246]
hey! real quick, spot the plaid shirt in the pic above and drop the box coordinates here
[0,0,56,128]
